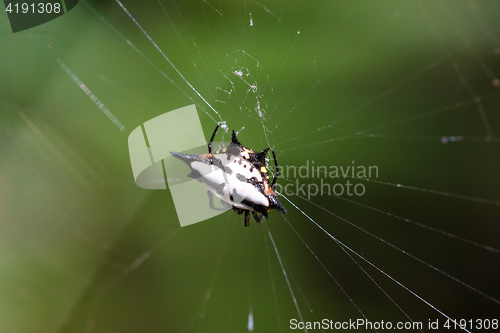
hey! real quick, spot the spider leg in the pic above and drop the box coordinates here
[244,210,250,227]
[207,190,227,211]
[252,211,261,223]
[232,207,245,215]
[271,149,280,190]
[208,124,219,154]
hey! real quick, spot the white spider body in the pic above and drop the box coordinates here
[190,155,269,209]
[170,126,286,226]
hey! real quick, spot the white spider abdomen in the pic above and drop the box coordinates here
[190,159,269,208]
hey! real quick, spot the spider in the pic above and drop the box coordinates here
[170,124,286,226]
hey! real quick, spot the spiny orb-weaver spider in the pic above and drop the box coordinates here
[170,125,286,226]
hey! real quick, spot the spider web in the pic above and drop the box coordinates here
[1,1,500,332]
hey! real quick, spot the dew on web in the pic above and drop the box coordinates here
[2,0,500,332]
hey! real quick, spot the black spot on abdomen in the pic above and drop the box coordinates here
[236,173,247,182]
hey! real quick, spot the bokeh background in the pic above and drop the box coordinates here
[1,1,500,332]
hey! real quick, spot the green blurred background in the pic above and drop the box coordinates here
[1,1,500,332]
